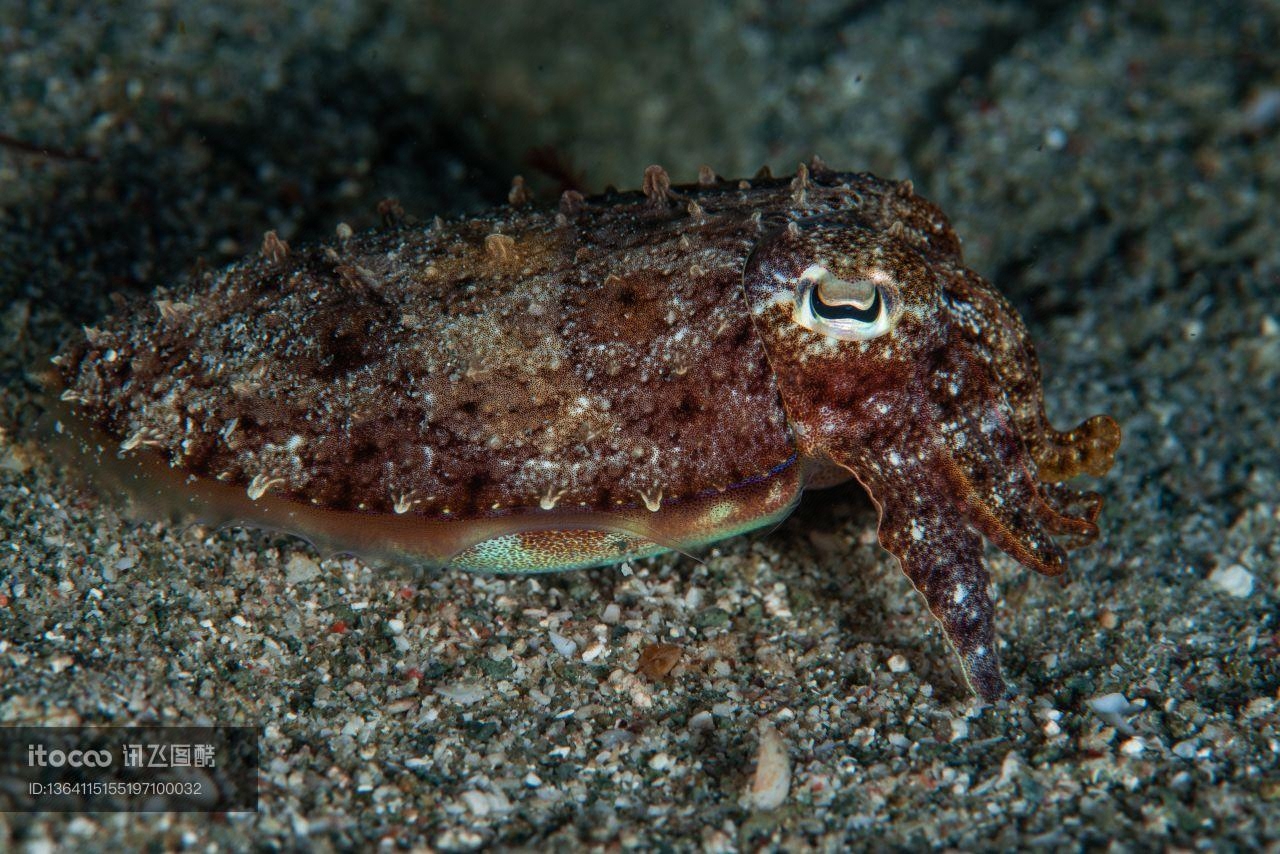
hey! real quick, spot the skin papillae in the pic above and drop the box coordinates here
[54,159,1120,700]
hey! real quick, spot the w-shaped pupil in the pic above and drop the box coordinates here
[811,284,881,323]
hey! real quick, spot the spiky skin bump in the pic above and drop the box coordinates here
[55,161,1120,700]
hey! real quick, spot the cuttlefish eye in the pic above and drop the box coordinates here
[794,263,897,341]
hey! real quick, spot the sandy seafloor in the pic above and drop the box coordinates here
[1,1,1278,850]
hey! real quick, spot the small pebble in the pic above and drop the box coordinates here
[437,682,487,706]
[598,728,635,749]
[649,752,673,771]
[460,790,492,816]
[1089,693,1137,716]
[1208,564,1255,598]
[549,630,578,657]
[999,751,1025,785]
[285,554,320,583]
[637,643,682,680]
[887,654,910,673]
[748,724,791,811]
[1120,737,1146,756]
[688,711,715,733]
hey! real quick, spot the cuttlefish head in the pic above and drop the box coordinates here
[742,216,1120,700]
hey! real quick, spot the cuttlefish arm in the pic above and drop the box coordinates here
[944,269,1121,483]
[843,421,1005,700]
[825,341,1115,700]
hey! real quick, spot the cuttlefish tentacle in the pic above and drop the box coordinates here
[943,270,1120,482]
[829,410,1005,700]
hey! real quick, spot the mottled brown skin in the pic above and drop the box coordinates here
[60,172,798,520]
[55,159,1120,700]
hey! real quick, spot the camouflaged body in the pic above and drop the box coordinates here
[59,168,949,522]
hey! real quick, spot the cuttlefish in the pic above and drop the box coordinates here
[53,160,1120,699]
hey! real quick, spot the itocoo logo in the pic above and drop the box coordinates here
[27,744,113,767]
